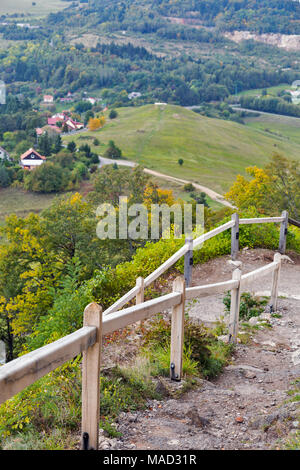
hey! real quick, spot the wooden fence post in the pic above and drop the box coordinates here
[228,268,242,344]
[231,213,239,260]
[279,210,288,254]
[135,276,144,329]
[184,236,193,287]
[170,276,185,381]
[136,277,144,305]
[270,253,281,312]
[81,302,102,450]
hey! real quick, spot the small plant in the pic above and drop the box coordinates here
[223,291,267,321]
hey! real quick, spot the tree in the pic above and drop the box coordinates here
[88,117,101,131]
[178,158,184,166]
[24,162,69,193]
[0,214,56,359]
[0,166,11,188]
[109,109,118,119]
[41,193,102,276]
[225,154,300,219]
[53,134,62,154]
[104,140,122,159]
[38,132,52,157]
[67,141,77,153]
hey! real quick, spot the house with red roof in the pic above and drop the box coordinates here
[65,118,84,131]
[43,95,54,103]
[20,148,46,170]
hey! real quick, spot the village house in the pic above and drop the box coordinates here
[65,118,84,131]
[36,125,62,137]
[46,112,84,132]
[20,148,46,170]
[43,95,54,104]
[0,146,10,161]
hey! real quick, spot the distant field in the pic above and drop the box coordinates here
[0,187,56,224]
[64,104,300,194]
[245,113,300,147]
[0,0,67,17]
[237,84,291,98]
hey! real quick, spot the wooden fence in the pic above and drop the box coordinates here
[0,210,296,450]
[104,210,289,315]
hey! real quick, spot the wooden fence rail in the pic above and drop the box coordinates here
[0,209,293,449]
[103,212,291,317]
[0,249,282,450]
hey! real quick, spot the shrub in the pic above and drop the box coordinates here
[109,109,118,119]
[183,183,195,192]
[223,291,268,321]
[24,163,69,193]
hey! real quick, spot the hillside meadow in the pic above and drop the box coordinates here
[64,104,300,193]
[0,0,67,17]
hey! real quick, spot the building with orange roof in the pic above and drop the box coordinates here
[20,148,46,170]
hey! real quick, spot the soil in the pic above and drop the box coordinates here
[99,249,300,450]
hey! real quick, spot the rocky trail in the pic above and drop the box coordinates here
[99,249,300,450]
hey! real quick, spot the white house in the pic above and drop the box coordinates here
[20,148,46,170]
[128,92,142,100]
[43,95,54,103]
[0,146,10,160]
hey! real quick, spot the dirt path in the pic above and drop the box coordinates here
[100,249,300,450]
[98,156,233,208]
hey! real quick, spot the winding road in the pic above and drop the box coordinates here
[99,156,234,208]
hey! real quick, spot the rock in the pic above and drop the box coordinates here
[259,312,271,321]
[185,406,210,428]
[217,335,229,343]
[127,413,138,423]
[291,349,300,366]
[260,340,277,348]
[225,364,264,374]
[249,317,259,326]
[235,416,244,423]
[167,439,180,446]
[244,370,256,379]
[155,378,170,397]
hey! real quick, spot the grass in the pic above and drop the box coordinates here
[245,115,300,147]
[64,104,300,194]
[0,0,67,18]
[236,84,291,98]
[0,187,57,225]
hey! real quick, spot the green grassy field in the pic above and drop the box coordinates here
[0,187,57,225]
[244,113,300,146]
[64,104,300,194]
[236,84,291,98]
[0,0,67,17]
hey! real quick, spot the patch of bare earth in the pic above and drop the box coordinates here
[99,249,300,450]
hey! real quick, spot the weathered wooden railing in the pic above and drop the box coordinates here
[0,210,293,449]
[104,211,289,316]
[0,250,282,450]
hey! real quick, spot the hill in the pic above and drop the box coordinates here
[64,104,300,193]
[0,0,67,17]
